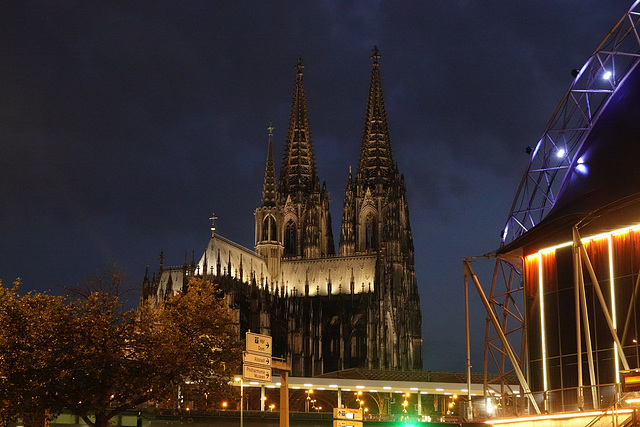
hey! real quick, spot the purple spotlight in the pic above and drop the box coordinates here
[602,70,612,80]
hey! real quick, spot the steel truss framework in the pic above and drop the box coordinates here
[502,1,640,245]
[467,1,640,416]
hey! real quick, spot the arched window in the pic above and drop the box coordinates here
[262,217,270,241]
[284,220,297,256]
[262,216,277,242]
[269,217,277,241]
[365,214,376,250]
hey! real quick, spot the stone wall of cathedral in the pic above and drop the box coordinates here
[141,49,424,376]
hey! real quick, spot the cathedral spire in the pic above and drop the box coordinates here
[357,46,395,188]
[261,122,277,207]
[279,57,318,196]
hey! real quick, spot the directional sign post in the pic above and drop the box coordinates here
[333,408,363,421]
[246,331,272,355]
[243,364,272,382]
[333,421,363,427]
[242,332,276,424]
[333,408,363,427]
[243,332,273,384]
[243,351,272,368]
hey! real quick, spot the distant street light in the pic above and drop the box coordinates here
[234,377,243,427]
[305,389,313,413]
[402,393,410,414]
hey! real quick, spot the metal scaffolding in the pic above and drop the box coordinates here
[465,1,640,417]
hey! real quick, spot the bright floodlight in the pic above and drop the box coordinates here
[603,70,612,80]
[556,148,566,158]
[576,163,588,174]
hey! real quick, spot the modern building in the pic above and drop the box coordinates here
[141,48,423,377]
[467,2,640,418]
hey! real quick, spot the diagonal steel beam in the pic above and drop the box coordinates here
[464,258,540,414]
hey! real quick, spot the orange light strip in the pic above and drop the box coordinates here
[486,409,634,424]
[528,222,640,257]
[538,252,548,394]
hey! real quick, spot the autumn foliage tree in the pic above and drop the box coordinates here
[0,280,74,427]
[0,276,241,427]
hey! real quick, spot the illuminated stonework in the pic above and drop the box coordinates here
[141,49,423,376]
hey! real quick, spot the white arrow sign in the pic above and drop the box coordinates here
[243,364,272,382]
[243,351,272,368]
[246,332,272,356]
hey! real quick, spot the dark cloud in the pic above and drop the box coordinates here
[0,0,631,371]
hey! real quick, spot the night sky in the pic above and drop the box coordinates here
[0,1,632,372]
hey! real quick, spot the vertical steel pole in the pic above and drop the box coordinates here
[574,227,601,408]
[573,229,584,410]
[280,370,289,427]
[464,273,473,412]
[576,234,629,370]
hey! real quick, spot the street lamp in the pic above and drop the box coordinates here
[448,394,458,415]
[234,377,243,427]
[305,389,313,413]
[354,390,363,410]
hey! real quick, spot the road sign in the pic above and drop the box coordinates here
[246,332,272,355]
[332,421,363,427]
[333,408,363,420]
[243,351,272,368]
[243,364,271,382]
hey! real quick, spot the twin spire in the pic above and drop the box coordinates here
[357,45,395,187]
[264,46,394,199]
[278,56,318,197]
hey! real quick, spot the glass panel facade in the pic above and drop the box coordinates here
[525,227,640,412]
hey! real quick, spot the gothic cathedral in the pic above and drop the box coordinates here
[141,48,423,375]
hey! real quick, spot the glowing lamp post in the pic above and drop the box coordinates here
[354,390,364,409]
[305,389,313,413]
[235,377,243,427]
[402,393,410,414]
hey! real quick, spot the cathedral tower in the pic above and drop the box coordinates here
[277,58,334,259]
[339,47,422,370]
[255,124,284,279]
[146,50,423,376]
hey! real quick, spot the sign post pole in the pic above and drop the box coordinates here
[242,332,291,427]
[272,359,291,427]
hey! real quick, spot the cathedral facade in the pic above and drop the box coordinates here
[141,48,423,376]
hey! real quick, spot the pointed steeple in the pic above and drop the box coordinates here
[357,46,395,188]
[279,57,318,196]
[261,123,277,206]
